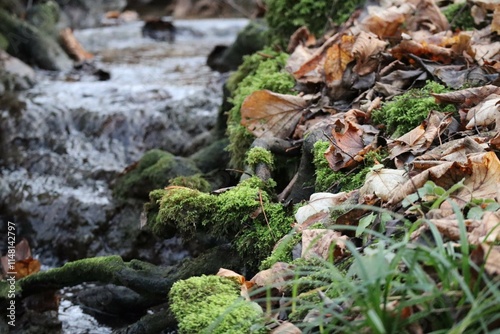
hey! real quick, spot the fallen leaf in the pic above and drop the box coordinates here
[324,35,355,85]
[358,2,414,38]
[301,229,348,260]
[250,262,294,294]
[360,168,408,202]
[14,258,41,280]
[465,94,500,129]
[240,90,308,139]
[352,31,388,76]
[217,268,247,285]
[271,321,302,334]
[295,192,350,225]
[432,85,500,107]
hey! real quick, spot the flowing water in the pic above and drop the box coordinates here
[0,17,248,332]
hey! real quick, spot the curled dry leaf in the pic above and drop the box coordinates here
[357,2,414,38]
[352,31,388,76]
[295,192,350,225]
[469,211,500,244]
[216,268,247,285]
[324,35,355,84]
[250,262,294,294]
[465,94,500,129]
[391,39,454,64]
[389,111,450,159]
[240,90,308,139]
[431,85,500,107]
[301,229,347,261]
[271,321,302,334]
[360,168,408,202]
[0,239,41,279]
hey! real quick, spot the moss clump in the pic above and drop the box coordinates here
[168,174,211,192]
[113,149,200,200]
[265,0,365,47]
[442,3,475,31]
[169,275,264,334]
[147,177,292,271]
[227,49,295,169]
[0,33,8,50]
[155,187,217,239]
[245,147,274,170]
[313,141,388,192]
[371,81,455,137]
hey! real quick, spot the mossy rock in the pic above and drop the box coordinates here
[146,177,293,272]
[26,0,61,37]
[0,9,71,70]
[114,149,201,200]
[169,275,265,334]
[207,20,268,72]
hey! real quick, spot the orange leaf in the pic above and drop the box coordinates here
[324,35,355,84]
[15,258,41,279]
[240,90,308,139]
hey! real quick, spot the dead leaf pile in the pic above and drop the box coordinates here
[232,0,500,330]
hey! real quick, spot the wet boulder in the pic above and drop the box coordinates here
[0,49,35,92]
[0,9,72,71]
[55,0,127,29]
[142,19,176,42]
[207,20,267,72]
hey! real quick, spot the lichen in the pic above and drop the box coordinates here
[245,147,274,170]
[226,49,295,169]
[265,0,365,47]
[168,174,211,192]
[442,2,475,31]
[371,81,455,137]
[169,275,265,334]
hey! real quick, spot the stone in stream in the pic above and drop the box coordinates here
[0,49,36,92]
[0,8,72,71]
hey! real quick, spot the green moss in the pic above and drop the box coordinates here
[259,232,302,270]
[113,149,200,200]
[168,174,211,192]
[0,33,7,50]
[313,141,388,192]
[245,147,274,170]
[149,177,290,271]
[442,3,475,31]
[154,188,217,239]
[227,49,295,169]
[169,275,264,334]
[371,81,455,137]
[265,0,365,47]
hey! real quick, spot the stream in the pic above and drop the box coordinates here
[0,17,248,332]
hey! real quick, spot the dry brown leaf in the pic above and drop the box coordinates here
[14,258,41,280]
[301,229,347,260]
[452,152,500,205]
[432,85,500,107]
[352,31,387,75]
[271,321,302,334]
[493,7,500,34]
[469,211,500,244]
[216,268,247,285]
[417,137,486,163]
[360,168,408,202]
[391,39,454,64]
[59,28,94,62]
[406,0,449,32]
[389,111,446,158]
[465,94,500,129]
[472,244,500,276]
[287,26,316,53]
[250,262,294,294]
[324,35,355,84]
[358,3,414,38]
[469,41,500,66]
[240,90,308,139]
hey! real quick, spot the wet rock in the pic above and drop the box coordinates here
[207,20,267,72]
[55,0,127,29]
[0,9,72,71]
[0,49,36,91]
[142,19,176,42]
